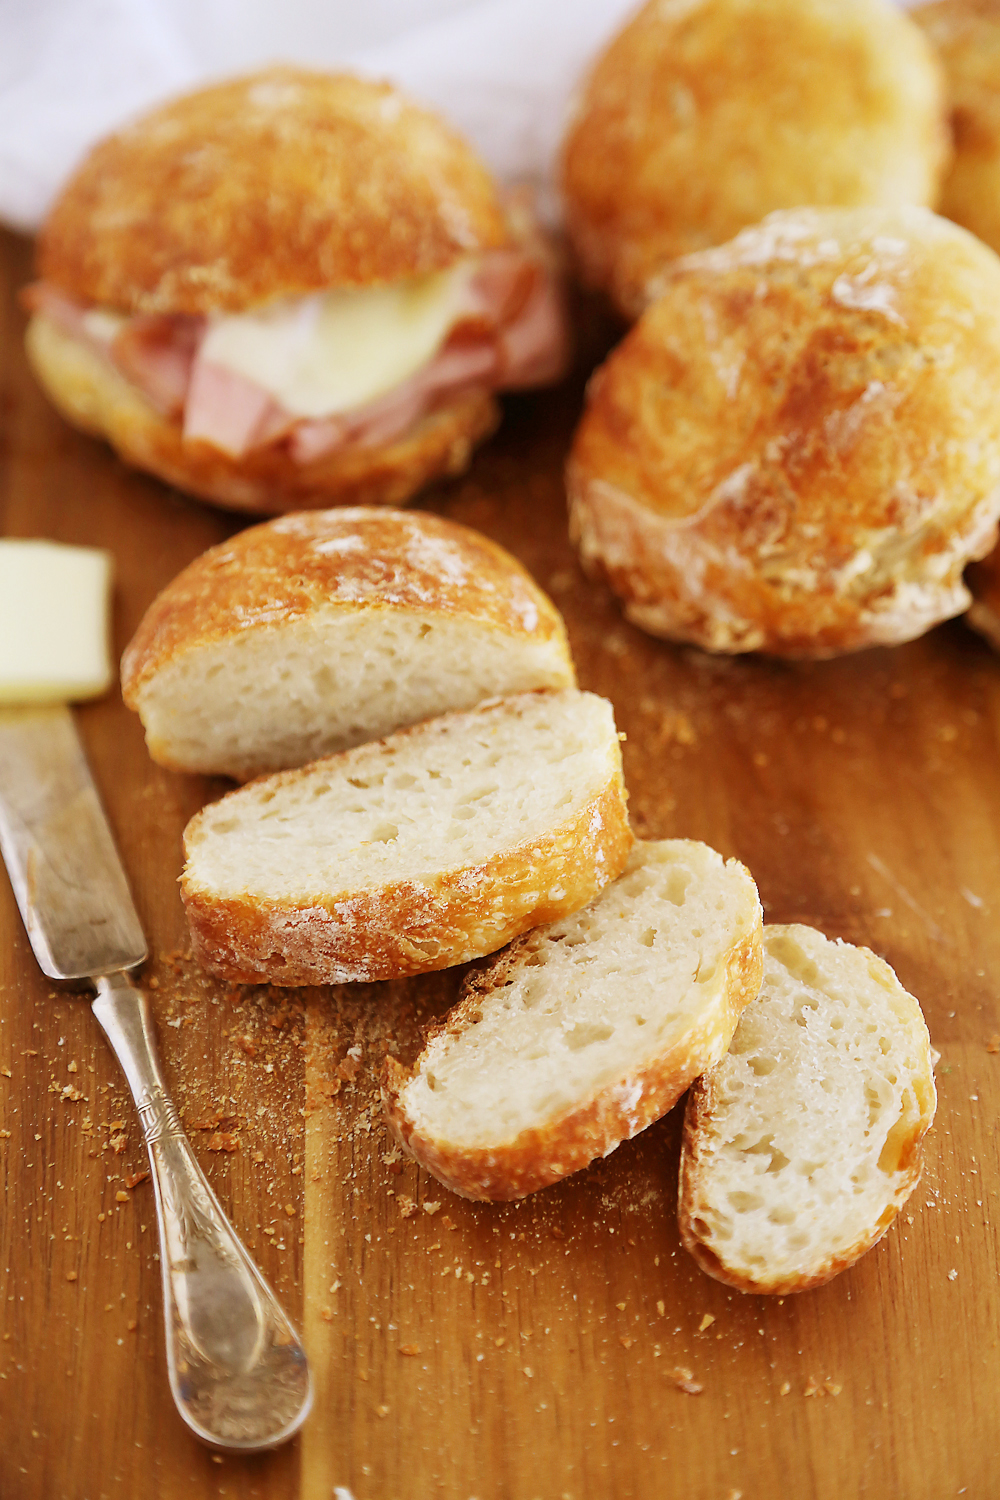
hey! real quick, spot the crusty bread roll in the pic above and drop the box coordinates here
[181,689,632,985]
[568,206,1000,658]
[27,68,565,513]
[913,0,1000,256]
[383,839,763,1201]
[966,544,1000,650]
[561,0,948,319]
[121,508,575,780]
[678,925,936,1295]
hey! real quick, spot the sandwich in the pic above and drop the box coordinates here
[24,68,568,512]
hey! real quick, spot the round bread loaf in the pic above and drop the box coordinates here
[38,68,509,315]
[568,206,1000,658]
[913,0,1000,256]
[121,507,575,780]
[561,0,948,319]
[26,68,552,512]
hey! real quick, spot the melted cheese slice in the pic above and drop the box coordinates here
[198,261,476,418]
[0,541,113,704]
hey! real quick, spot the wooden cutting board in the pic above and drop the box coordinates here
[2,225,999,1500]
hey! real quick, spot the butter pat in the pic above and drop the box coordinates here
[0,540,113,704]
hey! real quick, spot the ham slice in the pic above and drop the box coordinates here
[113,316,201,418]
[496,271,568,389]
[22,284,202,418]
[24,247,567,465]
[288,335,500,465]
[183,359,292,453]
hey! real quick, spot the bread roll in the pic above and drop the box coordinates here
[561,0,948,318]
[913,0,1000,256]
[568,206,1000,657]
[26,69,566,512]
[180,689,632,985]
[678,924,936,1294]
[383,839,763,1201]
[121,508,575,780]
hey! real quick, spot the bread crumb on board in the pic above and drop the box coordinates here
[804,1376,843,1397]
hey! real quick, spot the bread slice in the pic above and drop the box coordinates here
[121,508,575,780]
[181,689,632,985]
[383,839,764,1201]
[678,924,937,1294]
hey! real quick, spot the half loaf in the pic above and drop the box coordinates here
[122,508,575,780]
[678,924,936,1294]
[181,689,632,985]
[383,839,763,1200]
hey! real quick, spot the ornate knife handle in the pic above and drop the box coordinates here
[92,972,312,1450]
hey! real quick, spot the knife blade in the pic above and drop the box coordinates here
[0,704,312,1449]
[0,705,147,978]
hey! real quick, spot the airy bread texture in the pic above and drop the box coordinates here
[914,0,1000,256]
[38,68,509,314]
[678,924,936,1295]
[181,690,632,985]
[121,508,575,779]
[383,839,763,1201]
[25,303,499,514]
[568,206,1000,658]
[966,545,1000,650]
[561,0,948,318]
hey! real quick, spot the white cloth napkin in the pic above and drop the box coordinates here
[0,0,638,233]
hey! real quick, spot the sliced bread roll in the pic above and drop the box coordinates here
[383,839,764,1201]
[122,508,575,780]
[678,924,937,1295]
[181,689,632,985]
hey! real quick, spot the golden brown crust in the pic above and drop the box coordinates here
[913,0,1000,255]
[568,206,1000,658]
[561,0,948,318]
[677,1067,927,1295]
[120,507,573,709]
[39,68,510,314]
[26,312,499,513]
[180,757,633,986]
[381,912,763,1202]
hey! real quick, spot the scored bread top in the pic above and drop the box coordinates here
[121,508,574,776]
[678,924,937,1294]
[568,205,1000,656]
[180,689,632,985]
[384,839,763,1200]
[38,68,510,314]
[561,0,947,318]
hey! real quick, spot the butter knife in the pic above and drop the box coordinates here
[0,704,312,1450]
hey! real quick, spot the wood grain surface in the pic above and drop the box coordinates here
[2,225,999,1500]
